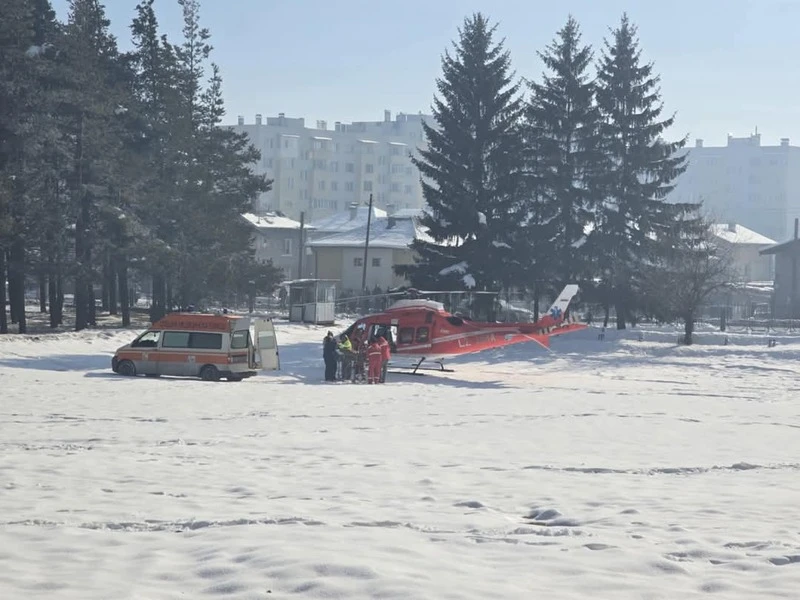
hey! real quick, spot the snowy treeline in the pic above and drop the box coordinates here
[398,14,723,334]
[0,0,282,334]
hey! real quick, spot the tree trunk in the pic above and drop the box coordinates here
[8,262,19,324]
[48,264,59,328]
[602,301,610,329]
[38,271,47,313]
[683,313,694,345]
[108,256,118,315]
[55,273,64,326]
[614,294,626,330]
[117,255,130,327]
[101,256,110,313]
[532,283,540,322]
[0,249,8,334]
[150,273,166,323]
[8,238,27,334]
[88,284,97,327]
[74,112,91,332]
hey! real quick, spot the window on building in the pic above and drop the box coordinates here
[391,183,400,193]
[290,158,295,168]
[404,185,412,195]
[365,163,374,174]
[345,182,354,192]
[283,239,292,256]
[372,257,381,267]
[330,161,339,172]
[331,181,338,191]
[314,159,325,169]
[301,170,308,181]
[345,162,355,173]
[391,146,401,156]
[318,180,326,191]
[353,257,363,267]
[378,156,387,166]
[391,164,401,174]
[405,167,412,176]
[364,181,373,192]
[287,177,294,189]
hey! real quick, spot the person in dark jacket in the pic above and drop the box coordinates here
[323,331,337,381]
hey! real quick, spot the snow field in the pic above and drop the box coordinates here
[1,322,800,598]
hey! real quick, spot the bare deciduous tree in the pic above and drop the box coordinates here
[641,220,733,345]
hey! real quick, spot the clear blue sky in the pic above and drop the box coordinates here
[51,0,800,146]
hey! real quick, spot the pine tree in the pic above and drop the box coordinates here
[61,0,129,331]
[398,13,527,292]
[591,14,693,329]
[525,16,602,300]
[0,0,61,333]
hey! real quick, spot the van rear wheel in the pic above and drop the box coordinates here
[200,365,220,382]
[118,360,136,377]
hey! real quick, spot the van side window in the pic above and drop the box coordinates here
[416,327,430,343]
[398,327,415,344]
[162,331,190,348]
[190,333,223,350]
[230,330,249,350]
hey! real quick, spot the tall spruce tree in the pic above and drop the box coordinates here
[399,13,526,292]
[525,16,602,300]
[61,0,129,330]
[591,14,693,329]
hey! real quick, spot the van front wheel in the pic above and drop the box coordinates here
[200,365,220,382]
[118,360,136,377]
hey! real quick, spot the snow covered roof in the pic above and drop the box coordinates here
[307,216,429,250]
[711,223,775,246]
[241,212,312,230]
[308,206,388,234]
[390,207,424,219]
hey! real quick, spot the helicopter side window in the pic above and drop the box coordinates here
[415,326,430,343]
[446,316,464,326]
[425,311,434,324]
[398,327,415,344]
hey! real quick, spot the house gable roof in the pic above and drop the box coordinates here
[241,212,312,231]
[307,216,432,250]
[711,223,775,246]
[308,206,388,234]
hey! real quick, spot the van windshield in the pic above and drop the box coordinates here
[231,330,250,350]
[132,331,160,348]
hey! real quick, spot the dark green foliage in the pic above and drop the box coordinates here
[0,0,279,333]
[525,16,603,298]
[398,13,527,291]
[589,14,696,328]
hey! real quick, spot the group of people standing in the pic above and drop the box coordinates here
[323,330,391,384]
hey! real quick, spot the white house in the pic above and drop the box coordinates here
[710,222,775,282]
[306,214,432,292]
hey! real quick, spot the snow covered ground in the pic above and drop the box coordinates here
[2,321,800,599]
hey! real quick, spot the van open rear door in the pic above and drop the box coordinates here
[251,318,280,371]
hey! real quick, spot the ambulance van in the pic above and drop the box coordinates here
[111,312,279,381]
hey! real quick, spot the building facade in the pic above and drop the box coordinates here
[229,111,431,223]
[242,213,314,281]
[710,223,775,282]
[670,134,800,242]
[306,214,428,293]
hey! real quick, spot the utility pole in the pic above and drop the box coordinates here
[297,211,305,280]
[361,193,373,292]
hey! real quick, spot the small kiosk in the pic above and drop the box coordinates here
[287,279,338,325]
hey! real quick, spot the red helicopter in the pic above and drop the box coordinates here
[340,284,587,373]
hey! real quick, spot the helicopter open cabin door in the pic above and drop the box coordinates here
[251,318,280,371]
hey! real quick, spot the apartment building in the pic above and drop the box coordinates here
[669,133,800,242]
[229,110,431,223]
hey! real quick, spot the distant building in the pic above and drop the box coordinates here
[306,213,431,292]
[228,110,432,223]
[760,218,800,318]
[241,213,314,281]
[710,222,775,282]
[670,134,800,242]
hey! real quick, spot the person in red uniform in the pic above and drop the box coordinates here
[366,336,383,384]
[377,334,391,383]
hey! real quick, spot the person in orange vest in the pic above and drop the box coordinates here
[366,336,383,384]
[377,334,391,383]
